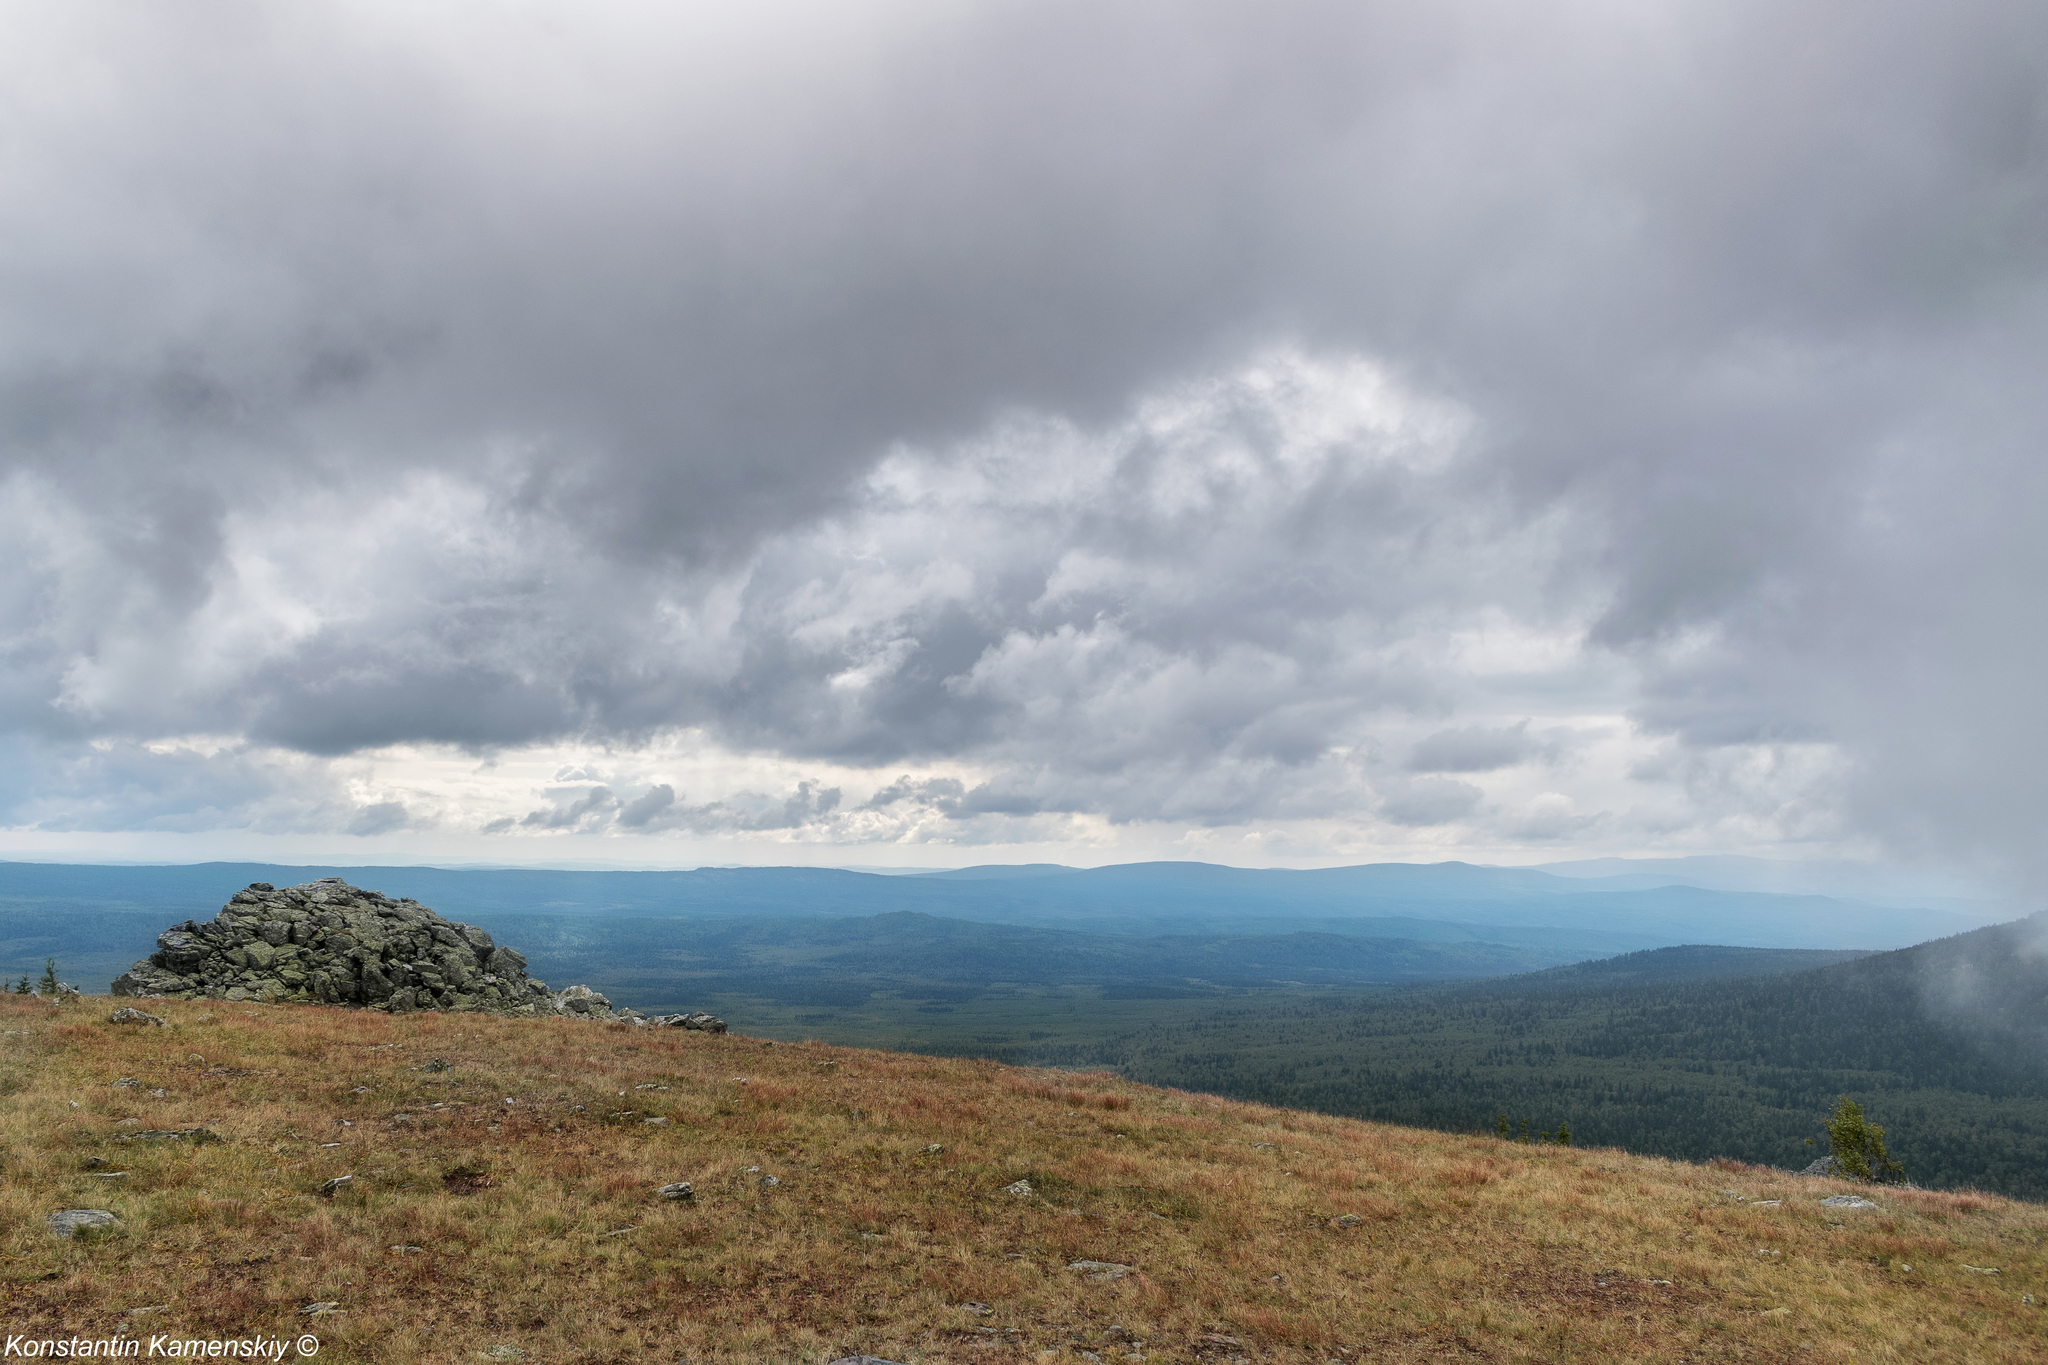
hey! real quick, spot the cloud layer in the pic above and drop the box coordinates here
[2,1,2045,880]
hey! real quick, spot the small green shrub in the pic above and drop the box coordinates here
[1826,1095,1906,1184]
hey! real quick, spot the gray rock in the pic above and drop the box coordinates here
[1002,1179,1033,1197]
[107,1008,163,1027]
[112,1127,218,1144]
[654,1181,694,1201]
[318,1176,353,1196]
[826,1358,909,1365]
[1821,1194,1879,1210]
[1067,1260,1134,1283]
[1797,1156,1844,1177]
[645,1010,730,1033]
[108,878,709,1023]
[49,1209,121,1238]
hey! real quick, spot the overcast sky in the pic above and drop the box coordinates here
[2,1,2044,883]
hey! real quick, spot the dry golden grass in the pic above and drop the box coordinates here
[2,994,2043,1363]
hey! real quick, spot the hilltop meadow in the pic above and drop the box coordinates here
[2,994,2043,1364]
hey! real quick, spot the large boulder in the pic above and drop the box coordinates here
[111,878,615,1018]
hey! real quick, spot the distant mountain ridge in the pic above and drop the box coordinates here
[0,857,1998,994]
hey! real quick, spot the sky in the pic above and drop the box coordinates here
[1,1,2045,885]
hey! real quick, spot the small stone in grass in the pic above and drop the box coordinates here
[298,1302,341,1316]
[1002,1179,1033,1197]
[655,1182,694,1201]
[1820,1195,1879,1210]
[318,1175,352,1196]
[48,1209,121,1238]
[1067,1260,1133,1283]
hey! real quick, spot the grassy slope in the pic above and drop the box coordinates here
[3,996,2044,1364]
[683,932,2048,1200]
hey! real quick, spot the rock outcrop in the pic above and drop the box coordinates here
[109,878,719,1028]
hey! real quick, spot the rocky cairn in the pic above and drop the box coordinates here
[111,877,724,1031]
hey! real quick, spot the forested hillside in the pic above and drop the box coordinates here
[936,918,2048,1197]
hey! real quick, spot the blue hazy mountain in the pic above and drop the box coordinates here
[0,856,1994,992]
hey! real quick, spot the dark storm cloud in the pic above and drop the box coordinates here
[2,1,2046,872]
[1408,725,1536,775]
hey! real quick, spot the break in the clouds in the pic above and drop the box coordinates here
[2,1,2045,880]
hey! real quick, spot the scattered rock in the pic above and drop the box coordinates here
[1751,1200,1782,1208]
[1821,1195,1879,1210]
[550,984,611,1017]
[826,1357,908,1365]
[112,1127,219,1144]
[1963,1264,2003,1276]
[1002,1180,1034,1197]
[48,1209,121,1238]
[1068,1260,1133,1283]
[759,1174,781,1188]
[655,1182,694,1201]
[318,1176,353,1197]
[1331,1215,1363,1228]
[958,1302,993,1315]
[112,1078,139,1088]
[642,1116,671,1127]
[298,1302,341,1316]
[388,1245,424,1253]
[110,878,691,1022]
[1796,1156,1844,1177]
[923,1144,945,1154]
[107,1008,163,1027]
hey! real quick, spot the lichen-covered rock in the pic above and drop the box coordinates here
[48,1209,121,1238]
[107,878,666,1022]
